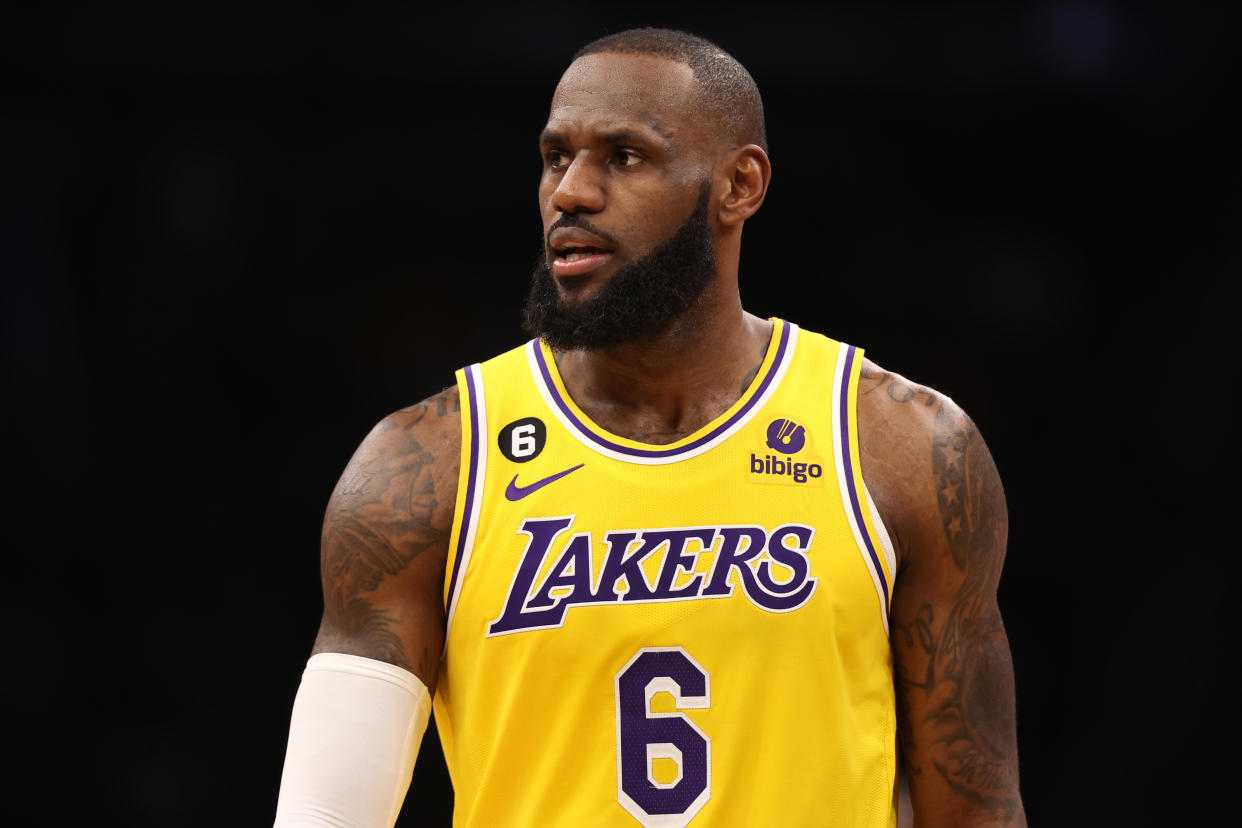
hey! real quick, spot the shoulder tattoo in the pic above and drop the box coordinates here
[314,386,459,668]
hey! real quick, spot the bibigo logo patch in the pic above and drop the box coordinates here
[748,417,825,486]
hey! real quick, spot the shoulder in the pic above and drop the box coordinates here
[313,384,463,672]
[329,384,463,553]
[363,384,463,477]
[855,356,1005,572]
[856,356,959,460]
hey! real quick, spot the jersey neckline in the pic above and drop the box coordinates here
[525,318,798,465]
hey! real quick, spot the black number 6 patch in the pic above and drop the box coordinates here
[498,417,547,463]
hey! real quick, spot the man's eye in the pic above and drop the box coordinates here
[545,151,568,169]
[614,149,643,168]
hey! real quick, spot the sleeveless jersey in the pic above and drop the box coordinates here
[435,319,898,828]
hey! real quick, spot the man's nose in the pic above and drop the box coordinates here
[552,153,606,214]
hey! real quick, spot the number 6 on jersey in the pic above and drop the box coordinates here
[615,647,711,827]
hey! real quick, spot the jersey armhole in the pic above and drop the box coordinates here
[831,343,896,634]
[443,363,488,642]
[863,483,898,590]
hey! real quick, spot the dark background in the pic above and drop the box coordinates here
[5,2,1238,825]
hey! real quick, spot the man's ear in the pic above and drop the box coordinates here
[718,145,772,227]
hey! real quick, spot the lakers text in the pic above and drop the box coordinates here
[488,516,819,635]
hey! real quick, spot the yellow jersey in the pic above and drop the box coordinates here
[435,319,897,827]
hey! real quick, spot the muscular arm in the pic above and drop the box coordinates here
[274,387,460,827]
[312,385,461,691]
[858,360,1025,827]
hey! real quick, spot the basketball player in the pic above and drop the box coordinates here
[274,28,1025,828]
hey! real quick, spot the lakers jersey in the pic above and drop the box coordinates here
[434,319,898,827]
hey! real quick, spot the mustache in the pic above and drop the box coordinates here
[545,213,619,249]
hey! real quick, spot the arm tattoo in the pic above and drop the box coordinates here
[314,387,458,669]
[893,403,1021,820]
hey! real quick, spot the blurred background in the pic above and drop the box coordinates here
[4,2,1238,825]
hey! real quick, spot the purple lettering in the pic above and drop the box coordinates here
[525,533,593,609]
[701,527,766,598]
[650,528,716,599]
[487,516,575,635]
[489,519,818,636]
[753,524,817,611]
[590,530,657,602]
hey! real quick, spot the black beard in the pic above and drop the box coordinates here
[521,187,716,351]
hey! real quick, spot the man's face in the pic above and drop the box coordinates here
[532,53,719,318]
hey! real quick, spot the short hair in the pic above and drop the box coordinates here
[572,28,768,154]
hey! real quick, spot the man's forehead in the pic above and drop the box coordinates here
[548,53,698,130]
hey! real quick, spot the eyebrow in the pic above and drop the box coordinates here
[538,123,672,150]
[600,128,667,149]
[539,130,566,148]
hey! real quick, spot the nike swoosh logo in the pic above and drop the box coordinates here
[505,463,585,501]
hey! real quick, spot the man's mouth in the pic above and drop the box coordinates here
[548,226,617,277]
[551,246,614,277]
[558,246,608,263]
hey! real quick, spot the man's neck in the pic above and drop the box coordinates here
[552,300,773,445]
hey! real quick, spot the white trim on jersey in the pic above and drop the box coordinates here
[445,362,487,640]
[865,483,898,587]
[830,345,892,636]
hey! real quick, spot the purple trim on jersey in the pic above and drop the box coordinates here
[445,363,482,615]
[840,345,890,614]
[531,321,792,460]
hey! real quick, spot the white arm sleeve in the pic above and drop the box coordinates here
[274,652,432,828]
